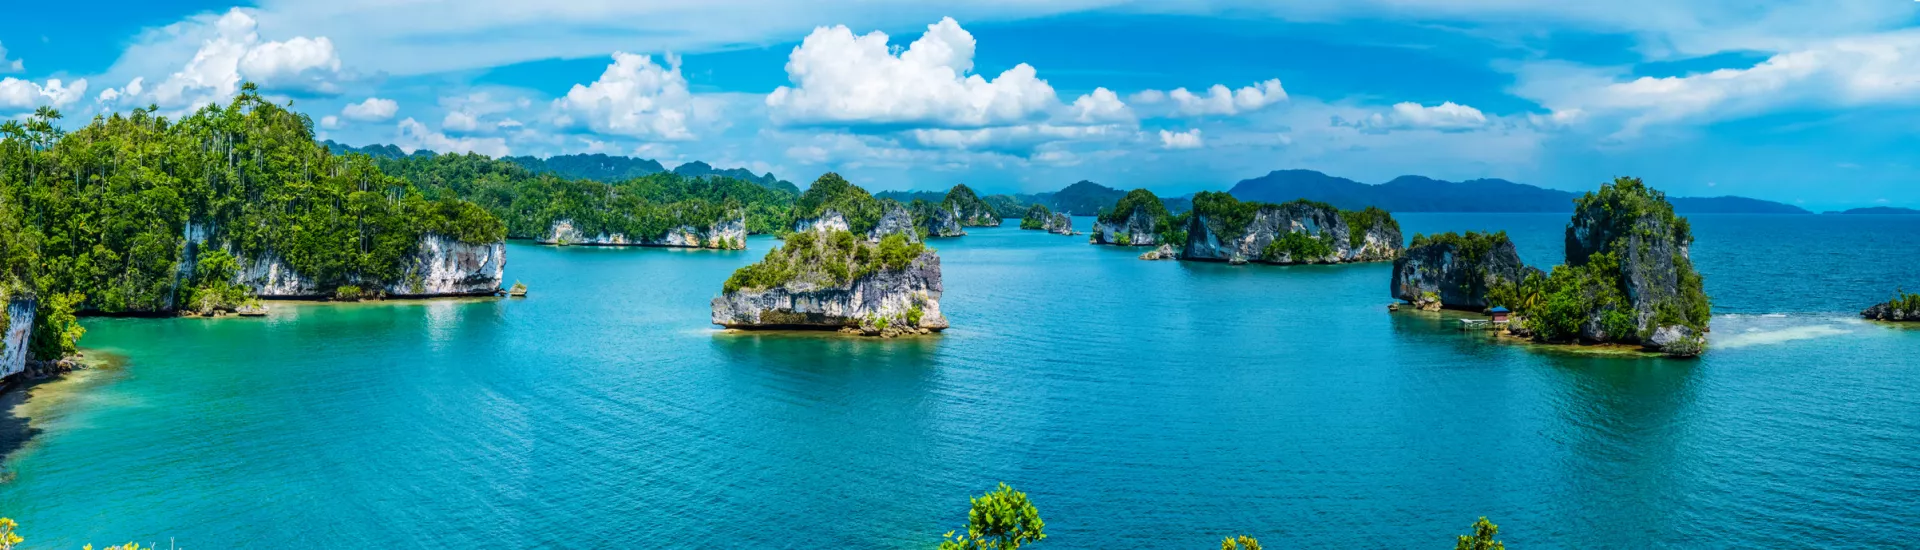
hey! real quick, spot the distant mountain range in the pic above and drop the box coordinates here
[1825,206,1920,215]
[1227,170,1811,214]
[323,141,799,195]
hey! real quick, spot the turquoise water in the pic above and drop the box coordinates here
[3,214,1918,548]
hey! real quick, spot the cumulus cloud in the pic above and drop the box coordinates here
[444,111,481,133]
[1160,79,1287,116]
[766,17,1058,128]
[907,124,1125,152]
[1345,101,1491,132]
[396,118,510,157]
[121,8,346,110]
[320,115,340,129]
[0,42,21,73]
[1515,29,1920,137]
[97,78,144,105]
[553,52,696,140]
[1159,128,1203,149]
[341,97,398,122]
[1067,88,1132,124]
[0,78,88,112]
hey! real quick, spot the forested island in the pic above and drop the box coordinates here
[712,230,946,337]
[1862,292,1920,321]
[0,85,508,367]
[1181,192,1402,264]
[1393,177,1713,357]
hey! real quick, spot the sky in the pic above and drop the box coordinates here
[4,1,1920,210]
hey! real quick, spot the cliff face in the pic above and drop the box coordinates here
[391,235,507,297]
[919,205,967,238]
[541,217,746,249]
[1183,202,1402,264]
[1391,235,1540,310]
[1046,212,1074,235]
[712,250,947,335]
[954,202,1001,227]
[239,233,505,298]
[1090,209,1160,246]
[1,293,34,380]
[796,206,923,243]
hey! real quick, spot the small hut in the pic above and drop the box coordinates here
[1489,306,1511,324]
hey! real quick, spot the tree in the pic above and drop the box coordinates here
[1454,517,1506,550]
[1221,535,1262,550]
[939,483,1047,550]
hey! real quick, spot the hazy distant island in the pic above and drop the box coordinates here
[1827,206,1920,215]
[1229,169,1811,214]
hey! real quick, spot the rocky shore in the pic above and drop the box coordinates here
[540,217,747,250]
[1391,231,1540,311]
[1182,193,1403,265]
[712,230,947,337]
[1862,293,1920,321]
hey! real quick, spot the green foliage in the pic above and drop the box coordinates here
[334,285,365,301]
[1019,204,1052,230]
[938,483,1047,550]
[943,183,1000,225]
[0,88,508,355]
[1454,517,1506,550]
[1889,290,1920,314]
[380,152,790,239]
[1098,189,1170,225]
[907,305,925,326]
[1115,233,1132,246]
[722,230,929,293]
[983,194,1039,219]
[1529,177,1712,343]
[1221,535,1263,550]
[184,248,253,314]
[0,516,20,550]
[28,292,83,361]
[1262,231,1334,262]
[1341,206,1399,248]
[1190,191,1263,236]
[1486,271,1547,315]
[792,172,886,234]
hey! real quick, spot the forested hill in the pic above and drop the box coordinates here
[1228,169,1811,214]
[323,142,797,194]
[2,86,505,360]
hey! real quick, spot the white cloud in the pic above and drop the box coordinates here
[1160,79,1287,116]
[766,17,1058,128]
[1347,101,1491,132]
[320,115,340,129]
[907,124,1126,152]
[97,78,145,106]
[396,118,510,157]
[0,42,21,74]
[553,52,697,140]
[135,9,346,110]
[1067,88,1132,124]
[444,110,481,133]
[1159,128,1203,149]
[1515,29,1920,137]
[341,97,398,122]
[0,78,88,112]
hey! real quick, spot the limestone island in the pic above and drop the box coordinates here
[711,230,948,337]
[790,173,924,243]
[1181,192,1402,265]
[1020,204,1076,235]
[1404,177,1712,357]
[1090,189,1180,246]
[1391,231,1541,311]
[1861,292,1920,322]
[540,216,746,250]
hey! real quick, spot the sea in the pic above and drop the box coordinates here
[1,213,1916,548]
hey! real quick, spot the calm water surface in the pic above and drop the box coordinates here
[2,214,1918,548]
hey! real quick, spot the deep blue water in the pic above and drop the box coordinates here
[2,214,1917,548]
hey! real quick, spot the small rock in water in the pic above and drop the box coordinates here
[1138,244,1177,261]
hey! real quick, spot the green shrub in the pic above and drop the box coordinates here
[1262,231,1334,262]
[722,230,929,293]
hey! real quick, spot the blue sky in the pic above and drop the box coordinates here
[4,1,1920,210]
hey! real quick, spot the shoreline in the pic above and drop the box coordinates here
[0,352,123,469]
[1390,307,1667,358]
